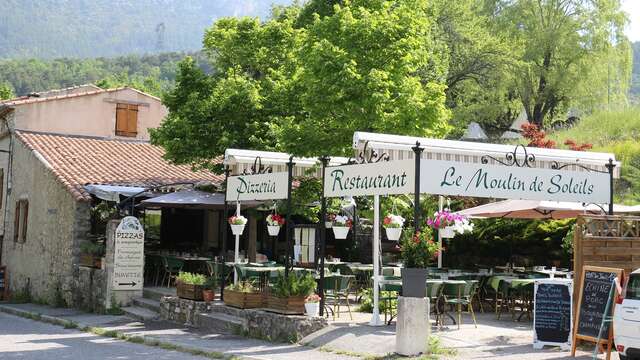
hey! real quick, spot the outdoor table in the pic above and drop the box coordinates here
[174,256,212,273]
[534,269,570,278]
[237,265,284,290]
[503,278,536,321]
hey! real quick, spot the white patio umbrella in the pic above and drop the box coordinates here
[455,199,640,220]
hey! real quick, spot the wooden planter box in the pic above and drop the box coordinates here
[176,281,204,301]
[266,295,306,315]
[79,254,102,269]
[224,290,264,309]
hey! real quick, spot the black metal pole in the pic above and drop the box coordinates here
[220,166,230,300]
[318,156,330,317]
[285,156,295,278]
[412,142,423,233]
[606,158,615,215]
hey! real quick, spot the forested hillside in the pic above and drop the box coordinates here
[0,0,291,59]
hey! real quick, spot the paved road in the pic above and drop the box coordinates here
[0,312,208,360]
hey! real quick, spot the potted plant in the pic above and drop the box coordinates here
[305,294,321,317]
[229,215,248,236]
[224,281,263,309]
[176,272,207,301]
[400,229,439,298]
[332,215,352,239]
[383,214,405,241]
[267,272,316,314]
[202,276,217,302]
[325,213,336,229]
[79,241,105,268]
[266,213,285,236]
[427,211,473,238]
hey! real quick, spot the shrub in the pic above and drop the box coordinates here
[176,272,206,285]
[271,272,316,298]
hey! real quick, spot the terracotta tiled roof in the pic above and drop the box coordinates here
[0,86,160,107]
[16,131,223,201]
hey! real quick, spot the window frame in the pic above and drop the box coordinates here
[13,199,28,243]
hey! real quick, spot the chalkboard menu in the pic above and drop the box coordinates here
[576,270,617,339]
[533,280,573,349]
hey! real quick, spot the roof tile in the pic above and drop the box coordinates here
[16,131,222,201]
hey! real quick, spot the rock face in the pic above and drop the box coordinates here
[160,296,327,342]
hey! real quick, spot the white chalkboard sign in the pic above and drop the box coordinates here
[533,278,573,350]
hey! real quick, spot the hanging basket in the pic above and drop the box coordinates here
[230,224,246,236]
[267,225,281,237]
[325,221,333,229]
[333,226,350,239]
[385,227,402,241]
[440,226,455,238]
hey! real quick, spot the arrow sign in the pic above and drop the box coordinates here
[118,281,137,287]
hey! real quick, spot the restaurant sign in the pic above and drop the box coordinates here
[420,159,610,203]
[324,160,415,197]
[113,216,144,291]
[226,172,289,201]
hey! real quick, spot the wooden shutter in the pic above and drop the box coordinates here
[21,200,28,242]
[116,104,129,136]
[0,169,4,210]
[13,201,19,242]
[126,104,138,136]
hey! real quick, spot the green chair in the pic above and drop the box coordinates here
[161,256,184,288]
[324,275,354,320]
[380,276,401,324]
[442,281,478,329]
[426,281,443,327]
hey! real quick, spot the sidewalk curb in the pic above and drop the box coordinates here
[0,303,253,360]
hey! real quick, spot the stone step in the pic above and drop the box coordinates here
[143,287,175,302]
[132,297,161,313]
[121,306,159,322]
[197,312,246,334]
[208,302,246,318]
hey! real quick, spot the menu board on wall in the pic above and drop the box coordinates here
[533,279,572,350]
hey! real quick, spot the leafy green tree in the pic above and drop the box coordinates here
[494,0,631,126]
[0,81,14,100]
[151,0,451,166]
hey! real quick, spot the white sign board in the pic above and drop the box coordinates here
[420,159,610,203]
[324,159,415,197]
[112,217,144,291]
[226,172,289,201]
[533,278,573,350]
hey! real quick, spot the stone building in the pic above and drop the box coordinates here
[0,85,221,307]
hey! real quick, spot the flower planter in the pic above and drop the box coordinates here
[202,289,215,302]
[332,226,350,239]
[305,302,320,317]
[230,224,246,236]
[267,295,306,314]
[223,290,264,309]
[267,225,281,237]
[401,268,430,298]
[385,227,402,241]
[79,254,102,269]
[440,226,455,238]
[176,281,204,301]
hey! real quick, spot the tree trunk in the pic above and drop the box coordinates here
[531,50,552,126]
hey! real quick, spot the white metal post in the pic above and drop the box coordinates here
[234,202,241,284]
[438,195,443,269]
[370,194,384,326]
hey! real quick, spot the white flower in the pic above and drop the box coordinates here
[334,215,350,226]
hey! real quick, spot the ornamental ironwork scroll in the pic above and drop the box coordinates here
[241,156,273,175]
[481,144,535,168]
[347,141,390,165]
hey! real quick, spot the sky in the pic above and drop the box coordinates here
[623,0,640,42]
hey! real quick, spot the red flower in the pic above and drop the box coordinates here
[383,217,391,225]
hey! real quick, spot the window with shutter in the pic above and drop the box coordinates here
[115,103,138,137]
[13,201,19,242]
[21,200,28,242]
[0,169,4,210]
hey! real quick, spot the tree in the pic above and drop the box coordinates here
[151,0,451,166]
[495,0,631,126]
[0,81,14,100]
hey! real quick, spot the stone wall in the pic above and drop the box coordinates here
[1,138,89,306]
[160,297,327,342]
[74,266,107,313]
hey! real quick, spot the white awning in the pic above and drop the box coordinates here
[84,184,150,202]
[352,132,620,178]
[224,148,349,177]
